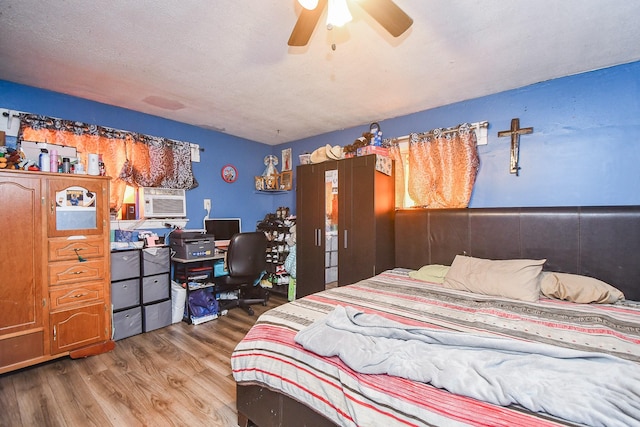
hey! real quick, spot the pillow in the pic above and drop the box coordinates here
[443,255,545,302]
[408,264,450,284]
[540,272,625,304]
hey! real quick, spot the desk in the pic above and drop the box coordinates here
[171,253,226,325]
[172,254,224,263]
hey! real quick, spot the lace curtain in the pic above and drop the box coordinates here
[18,114,197,212]
[391,123,480,208]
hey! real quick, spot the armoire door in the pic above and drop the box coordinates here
[339,156,370,286]
[46,176,108,238]
[339,155,395,286]
[0,173,45,371]
[296,161,336,298]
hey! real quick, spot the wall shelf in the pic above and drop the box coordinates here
[255,190,290,195]
[111,218,189,230]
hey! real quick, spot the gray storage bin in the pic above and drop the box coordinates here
[111,278,140,310]
[113,306,142,340]
[143,299,172,332]
[111,250,141,281]
[141,273,170,304]
[142,247,170,276]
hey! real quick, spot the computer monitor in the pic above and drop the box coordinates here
[204,217,242,247]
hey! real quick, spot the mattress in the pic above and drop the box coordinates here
[232,269,640,426]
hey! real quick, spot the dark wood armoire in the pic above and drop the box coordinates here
[295,154,395,298]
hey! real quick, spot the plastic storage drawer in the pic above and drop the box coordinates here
[142,247,170,276]
[141,273,170,304]
[111,250,141,281]
[113,306,142,340]
[143,300,172,332]
[111,278,140,310]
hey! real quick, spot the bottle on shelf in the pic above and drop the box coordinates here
[39,149,50,172]
[62,157,71,173]
[49,148,57,172]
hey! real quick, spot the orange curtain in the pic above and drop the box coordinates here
[18,114,197,213]
[407,123,479,208]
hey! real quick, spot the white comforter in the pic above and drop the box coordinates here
[295,305,640,427]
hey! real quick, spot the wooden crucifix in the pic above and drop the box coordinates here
[497,118,533,176]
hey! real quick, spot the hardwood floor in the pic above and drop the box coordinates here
[0,295,287,427]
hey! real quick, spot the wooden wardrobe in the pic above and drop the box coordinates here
[295,155,395,298]
[0,170,112,374]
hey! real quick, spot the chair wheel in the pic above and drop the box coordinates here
[247,307,255,316]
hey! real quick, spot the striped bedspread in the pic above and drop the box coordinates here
[231,269,640,426]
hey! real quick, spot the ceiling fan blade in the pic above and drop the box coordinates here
[357,0,413,37]
[288,0,328,46]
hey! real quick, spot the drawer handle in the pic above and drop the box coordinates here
[73,293,85,298]
[74,249,87,262]
[71,270,86,275]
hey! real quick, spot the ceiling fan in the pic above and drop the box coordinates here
[288,0,413,47]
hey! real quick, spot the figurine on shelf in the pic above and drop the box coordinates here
[265,175,278,190]
[263,155,279,177]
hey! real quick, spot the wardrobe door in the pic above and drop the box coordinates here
[0,173,45,372]
[339,156,374,285]
[339,155,395,286]
[296,163,328,298]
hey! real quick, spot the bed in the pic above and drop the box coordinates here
[232,206,640,427]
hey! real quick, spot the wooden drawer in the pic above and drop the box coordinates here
[49,258,106,286]
[49,282,104,310]
[49,236,105,262]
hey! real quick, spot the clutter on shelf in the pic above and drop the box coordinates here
[303,122,392,176]
[255,154,292,191]
[256,208,296,297]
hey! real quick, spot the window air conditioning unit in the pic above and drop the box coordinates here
[138,187,187,218]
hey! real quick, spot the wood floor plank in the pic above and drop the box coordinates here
[11,363,66,427]
[0,376,22,426]
[0,294,286,427]
[43,361,113,427]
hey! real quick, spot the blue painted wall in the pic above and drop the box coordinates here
[3,59,640,231]
[274,60,640,210]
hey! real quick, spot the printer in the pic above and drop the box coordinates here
[169,230,216,260]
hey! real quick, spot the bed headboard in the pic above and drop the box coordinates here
[395,206,640,301]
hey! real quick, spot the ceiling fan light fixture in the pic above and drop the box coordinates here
[327,0,352,27]
[298,0,319,10]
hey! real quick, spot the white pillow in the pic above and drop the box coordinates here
[443,255,545,302]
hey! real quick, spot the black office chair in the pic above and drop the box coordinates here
[213,231,269,316]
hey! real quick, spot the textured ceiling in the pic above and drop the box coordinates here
[1,0,640,145]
